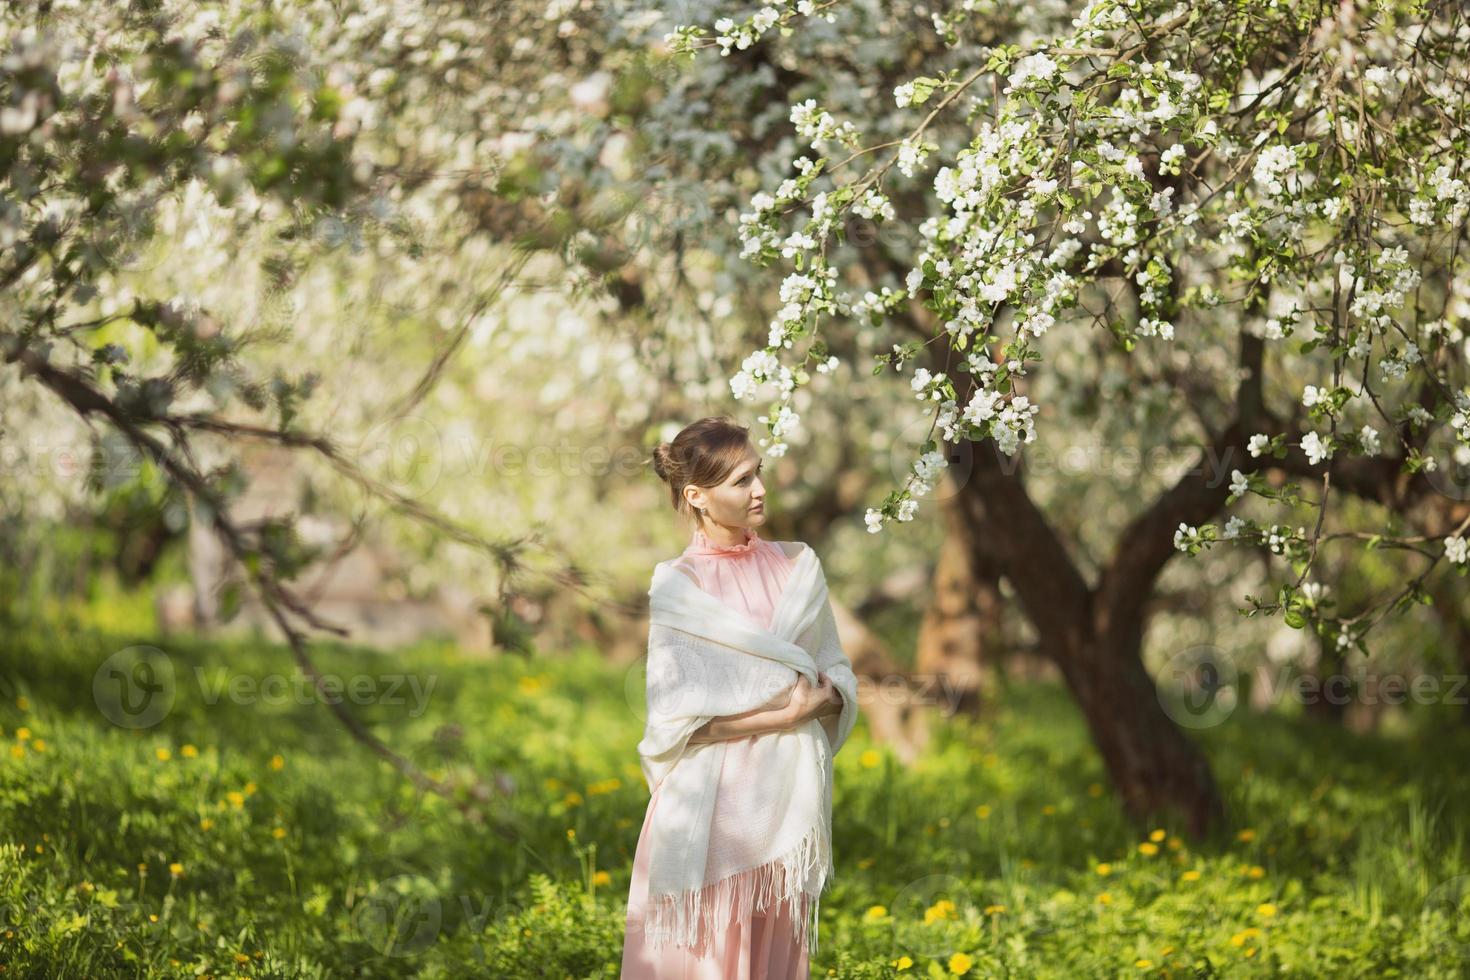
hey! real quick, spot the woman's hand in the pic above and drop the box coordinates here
[783,673,841,728]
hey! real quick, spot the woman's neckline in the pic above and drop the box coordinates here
[685,525,761,556]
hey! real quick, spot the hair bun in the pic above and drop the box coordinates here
[651,442,675,483]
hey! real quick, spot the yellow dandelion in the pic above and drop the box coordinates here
[200,818,214,831]
[244,781,257,796]
[860,749,881,768]
[949,952,973,975]
[169,863,183,877]
[1148,829,1166,842]
[226,792,245,808]
[1097,892,1112,905]
[156,747,172,761]
[924,898,957,924]
[1245,865,1265,879]
[1236,828,1256,842]
[1087,782,1104,797]
[983,904,1005,915]
[1228,927,1262,947]
[563,791,584,807]
[892,955,914,971]
[181,745,198,758]
[1166,837,1183,850]
[31,739,45,752]
[864,905,888,921]
[1135,960,1153,969]
[1245,947,1258,958]
[235,952,250,964]
[15,727,30,741]
[1160,946,1175,956]
[9,745,23,759]
[1180,870,1201,882]
[149,914,158,923]
[592,871,611,886]
[271,827,286,839]
[975,804,992,820]
[270,754,285,771]
[566,828,576,841]
[1137,842,1159,856]
[1096,863,1112,876]
[1256,902,1277,918]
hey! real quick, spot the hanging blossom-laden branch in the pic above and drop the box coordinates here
[669,0,1470,654]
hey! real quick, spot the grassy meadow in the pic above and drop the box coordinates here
[0,590,1468,978]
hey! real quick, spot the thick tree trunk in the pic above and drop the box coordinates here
[949,428,1235,839]
[914,486,1002,717]
[1050,617,1227,839]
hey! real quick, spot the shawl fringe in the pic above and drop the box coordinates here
[641,816,831,960]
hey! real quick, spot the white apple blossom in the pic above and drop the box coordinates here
[864,508,885,533]
[1005,52,1059,93]
[1301,431,1333,465]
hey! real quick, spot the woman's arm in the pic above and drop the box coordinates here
[686,705,793,744]
[689,673,845,746]
[686,686,799,744]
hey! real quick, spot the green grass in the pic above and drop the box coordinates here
[0,603,1468,978]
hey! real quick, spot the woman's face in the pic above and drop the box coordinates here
[685,446,767,529]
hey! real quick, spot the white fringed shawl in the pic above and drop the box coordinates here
[636,542,860,959]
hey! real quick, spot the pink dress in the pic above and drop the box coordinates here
[620,525,813,980]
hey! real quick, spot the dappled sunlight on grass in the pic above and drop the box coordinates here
[0,614,1467,976]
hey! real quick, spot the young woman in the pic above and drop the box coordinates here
[621,416,860,979]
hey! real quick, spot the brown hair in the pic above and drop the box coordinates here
[649,416,752,527]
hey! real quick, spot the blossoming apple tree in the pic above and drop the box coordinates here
[665,0,1470,832]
